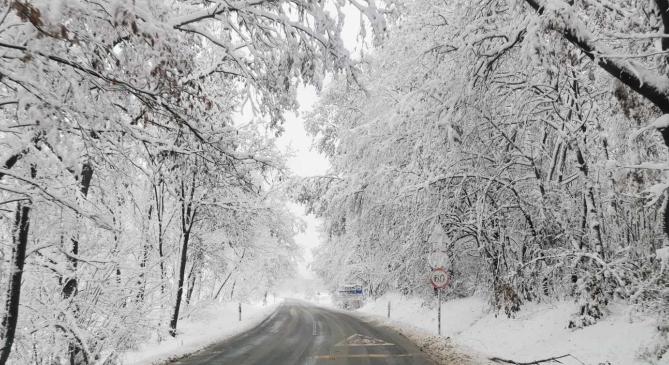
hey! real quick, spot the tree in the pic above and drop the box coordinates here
[0,0,352,362]
[302,4,668,356]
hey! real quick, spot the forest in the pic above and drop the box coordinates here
[0,0,668,364]
[298,0,669,361]
[0,0,361,363]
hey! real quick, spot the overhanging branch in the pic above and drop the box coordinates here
[524,0,669,114]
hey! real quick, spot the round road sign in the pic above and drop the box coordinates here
[430,268,450,289]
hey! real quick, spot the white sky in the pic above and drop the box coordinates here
[276,86,330,177]
[276,86,329,281]
[276,4,366,284]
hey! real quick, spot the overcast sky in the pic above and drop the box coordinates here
[276,5,365,283]
[276,86,329,281]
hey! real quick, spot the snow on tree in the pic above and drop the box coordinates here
[0,0,352,363]
[301,0,669,359]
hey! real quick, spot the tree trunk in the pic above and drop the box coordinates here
[169,176,197,337]
[169,229,191,336]
[185,265,197,307]
[62,161,94,365]
[0,162,36,365]
[62,161,94,299]
[213,271,234,301]
[230,280,236,300]
[213,248,245,300]
[0,202,31,365]
[153,181,166,294]
[137,204,152,302]
[655,0,669,52]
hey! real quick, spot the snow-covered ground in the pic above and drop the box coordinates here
[122,300,279,365]
[357,293,667,365]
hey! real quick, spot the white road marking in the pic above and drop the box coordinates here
[334,333,395,347]
[312,353,420,360]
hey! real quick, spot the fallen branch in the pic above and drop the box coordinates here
[489,354,571,364]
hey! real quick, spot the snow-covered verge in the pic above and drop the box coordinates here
[356,293,667,365]
[121,301,279,365]
[357,314,490,365]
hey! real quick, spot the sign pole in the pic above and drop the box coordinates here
[437,289,441,336]
[430,266,450,336]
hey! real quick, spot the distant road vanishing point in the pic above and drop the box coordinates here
[169,301,434,365]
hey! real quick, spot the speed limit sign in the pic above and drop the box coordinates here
[430,267,450,336]
[430,268,450,289]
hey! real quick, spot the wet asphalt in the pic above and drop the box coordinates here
[169,301,434,365]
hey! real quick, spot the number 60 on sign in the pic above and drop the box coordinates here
[430,268,449,289]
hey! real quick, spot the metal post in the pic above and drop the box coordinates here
[387,301,391,319]
[238,302,242,322]
[437,289,441,336]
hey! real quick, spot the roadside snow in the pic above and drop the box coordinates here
[122,300,279,365]
[357,293,664,365]
[360,294,487,337]
[652,114,669,130]
[658,246,669,271]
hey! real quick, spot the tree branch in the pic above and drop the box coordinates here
[169,1,267,29]
[523,0,669,114]
[490,354,573,364]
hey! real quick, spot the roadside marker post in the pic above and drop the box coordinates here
[238,302,242,322]
[387,301,391,319]
[430,267,450,336]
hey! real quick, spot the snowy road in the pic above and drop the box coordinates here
[168,301,434,365]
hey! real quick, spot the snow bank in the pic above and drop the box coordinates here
[360,293,487,337]
[122,300,279,365]
[658,247,669,271]
[357,293,664,365]
[652,115,669,130]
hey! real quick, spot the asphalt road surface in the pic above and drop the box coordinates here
[170,301,434,365]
